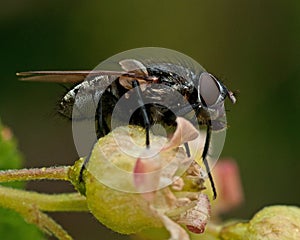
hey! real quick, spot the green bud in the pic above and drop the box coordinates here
[248,205,300,240]
[68,125,210,237]
[85,166,163,234]
[220,205,300,240]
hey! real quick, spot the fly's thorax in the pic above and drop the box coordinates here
[147,65,195,96]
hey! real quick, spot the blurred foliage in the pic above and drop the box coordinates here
[0,120,23,171]
[0,0,299,239]
[0,208,44,240]
[0,120,44,239]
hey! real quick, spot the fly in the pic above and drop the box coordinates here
[17,53,236,199]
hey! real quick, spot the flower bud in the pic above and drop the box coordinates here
[69,120,211,239]
[220,205,300,240]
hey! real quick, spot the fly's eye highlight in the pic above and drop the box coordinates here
[198,72,221,107]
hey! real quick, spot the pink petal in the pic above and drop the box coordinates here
[213,159,244,214]
[133,157,161,201]
[163,117,199,151]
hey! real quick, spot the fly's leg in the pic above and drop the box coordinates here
[79,148,92,182]
[184,142,191,157]
[95,97,110,138]
[185,133,216,199]
[79,81,151,182]
[79,97,107,182]
[202,120,217,199]
[132,80,150,148]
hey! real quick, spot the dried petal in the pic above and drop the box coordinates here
[171,177,184,191]
[177,193,210,234]
[154,208,190,240]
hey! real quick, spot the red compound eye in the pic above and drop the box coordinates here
[198,72,220,107]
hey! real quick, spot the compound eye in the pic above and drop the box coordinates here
[198,72,220,107]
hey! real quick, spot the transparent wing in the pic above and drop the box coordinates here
[16,70,128,83]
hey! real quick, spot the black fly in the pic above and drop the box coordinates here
[17,56,236,199]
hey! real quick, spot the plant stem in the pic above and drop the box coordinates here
[0,166,89,239]
[0,166,70,182]
[205,223,222,237]
[0,185,88,212]
[0,189,74,240]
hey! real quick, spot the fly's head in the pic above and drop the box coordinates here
[190,72,237,131]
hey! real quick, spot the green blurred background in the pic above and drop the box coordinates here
[0,0,299,239]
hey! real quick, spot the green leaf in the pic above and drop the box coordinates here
[0,207,45,240]
[0,119,45,240]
